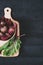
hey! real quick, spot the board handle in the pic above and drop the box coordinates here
[4,7,11,19]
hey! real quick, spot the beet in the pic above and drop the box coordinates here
[8,27,14,35]
[0,32,3,36]
[0,21,5,26]
[0,17,16,41]
[5,18,13,26]
[0,25,1,29]
[1,35,8,40]
[1,33,12,40]
[1,21,4,25]
[1,26,7,33]
[5,33,11,38]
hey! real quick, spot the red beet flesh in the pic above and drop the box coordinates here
[0,17,16,41]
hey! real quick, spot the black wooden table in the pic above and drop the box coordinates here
[0,0,43,65]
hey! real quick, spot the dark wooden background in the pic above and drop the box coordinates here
[0,0,43,65]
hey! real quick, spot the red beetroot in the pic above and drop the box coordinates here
[5,18,13,26]
[8,27,14,35]
[0,25,1,29]
[0,32,3,36]
[1,26,7,33]
[0,17,16,40]
[1,35,8,40]
[5,33,11,38]
[0,21,5,26]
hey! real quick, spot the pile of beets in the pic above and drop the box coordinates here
[0,17,16,41]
